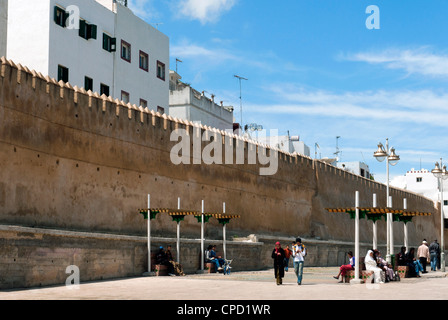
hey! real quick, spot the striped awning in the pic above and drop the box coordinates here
[138,208,240,222]
[325,207,431,223]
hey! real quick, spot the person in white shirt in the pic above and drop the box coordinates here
[292,237,306,285]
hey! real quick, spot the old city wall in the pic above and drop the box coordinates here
[0,58,442,288]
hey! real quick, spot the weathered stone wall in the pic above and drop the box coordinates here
[0,58,444,289]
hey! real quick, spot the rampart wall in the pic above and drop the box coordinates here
[0,57,443,288]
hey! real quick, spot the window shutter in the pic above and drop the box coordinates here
[88,24,97,40]
[64,11,69,27]
[79,20,86,38]
[110,38,117,52]
[54,6,59,24]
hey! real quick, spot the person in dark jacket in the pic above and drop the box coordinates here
[272,242,286,285]
[396,246,407,266]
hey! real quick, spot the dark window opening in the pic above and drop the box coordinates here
[57,65,69,83]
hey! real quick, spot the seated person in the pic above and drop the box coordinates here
[375,250,394,281]
[406,247,423,278]
[334,251,355,283]
[165,245,185,276]
[365,250,385,284]
[396,246,407,266]
[205,245,225,271]
[155,246,172,273]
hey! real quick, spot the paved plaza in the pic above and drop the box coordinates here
[1,267,447,300]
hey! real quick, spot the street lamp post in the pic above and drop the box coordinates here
[234,75,248,133]
[373,138,400,263]
[431,160,447,272]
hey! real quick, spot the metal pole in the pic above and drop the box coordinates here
[177,197,181,264]
[386,139,391,263]
[352,191,362,284]
[440,164,446,272]
[389,195,394,259]
[223,202,227,261]
[403,198,409,251]
[147,194,151,273]
[373,193,378,250]
[201,200,204,271]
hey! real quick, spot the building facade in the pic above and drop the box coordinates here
[404,168,448,219]
[169,70,234,131]
[1,0,169,111]
[253,135,311,157]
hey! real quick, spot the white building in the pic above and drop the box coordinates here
[403,168,448,219]
[1,0,169,111]
[337,161,371,179]
[169,70,234,131]
[252,135,311,157]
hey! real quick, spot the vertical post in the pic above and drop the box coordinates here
[373,193,378,250]
[386,139,391,263]
[441,176,446,272]
[403,198,408,251]
[389,195,394,259]
[177,197,181,264]
[352,191,362,284]
[147,194,151,274]
[223,202,227,261]
[201,200,204,271]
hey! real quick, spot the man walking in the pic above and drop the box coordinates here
[429,240,440,271]
[417,240,430,274]
[292,238,306,285]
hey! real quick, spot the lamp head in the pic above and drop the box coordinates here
[374,143,387,162]
[432,162,442,178]
[388,147,400,166]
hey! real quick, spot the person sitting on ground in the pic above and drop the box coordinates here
[365,249,385,284]
[375,250,394,282]
[165,245,185,276]
[334,251,355,283]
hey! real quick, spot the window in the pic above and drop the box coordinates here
[121,40,131,62]
[100,84,110,97]
[444,200,448,206]
[54,6,68,28]
[139,99,147,108]
[79,20,97,40]
[157,61,165,80]
[84,77,93,91]
[139,51,149,72]
[157,106,165,114]
[416,177,423,183]
[103,34,116,52]
[57,65,69,83]
[121,91,130,103]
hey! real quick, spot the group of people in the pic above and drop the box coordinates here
[334,249,396,284]
[155,245,185,276]
[396,239,441,277]
[333,239,442,283]
[271,238,307,285]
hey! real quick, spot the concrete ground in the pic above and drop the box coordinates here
[1,267,447,300]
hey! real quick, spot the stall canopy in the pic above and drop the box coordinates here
[325,207,431,223]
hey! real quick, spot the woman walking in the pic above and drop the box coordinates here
[272,242,286,285]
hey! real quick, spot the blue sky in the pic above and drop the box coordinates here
[129,0,448,185]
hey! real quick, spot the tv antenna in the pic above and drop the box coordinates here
[334,136,341,161]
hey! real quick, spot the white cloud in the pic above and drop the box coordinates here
[128,0,157,20]
[247,85,448,127]
[346,48,448,78]
[177,0,237,24]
